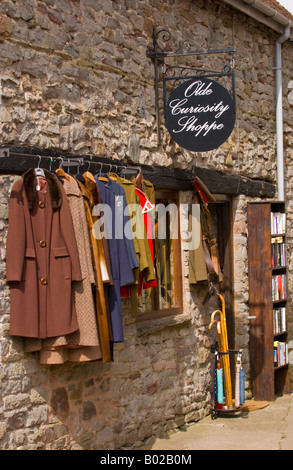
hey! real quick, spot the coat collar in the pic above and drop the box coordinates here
[75,177,99,208]
[62,175,81,197]
[22,168,63,210]
[83,175,101,205]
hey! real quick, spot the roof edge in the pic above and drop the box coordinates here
[222,0,293,35]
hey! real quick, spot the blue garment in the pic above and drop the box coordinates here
[95,175,137,342]
[104,175,139,272]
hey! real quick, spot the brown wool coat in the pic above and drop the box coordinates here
[24,175,102,364]
[6,169,82,339]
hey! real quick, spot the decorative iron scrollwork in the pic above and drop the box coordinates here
[146,27,236,144]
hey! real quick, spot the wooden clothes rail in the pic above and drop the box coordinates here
[0,145,275,196]
[0,146,141,175]
[0,144,196,190]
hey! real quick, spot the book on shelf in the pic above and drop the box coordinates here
[273,341,288,368]
[271,212,286,235]
[273,307,286,334]
[272,274,287,301]
[271,237,286,267]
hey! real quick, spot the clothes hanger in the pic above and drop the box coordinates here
[67,159,71,176]
[83,160,96,183]
[108,164,118,181]
[74,159,85,184]
[53,156,64,184]
[120,166,141,180]
[55,157,70,181]
[35,156,46,191]
[34,155,46,178]
[50,156,64,184]
[96,162,108,182]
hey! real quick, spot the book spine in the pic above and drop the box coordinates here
[271,212,286,235]
[272,274,286,301]
[273,340,288,367]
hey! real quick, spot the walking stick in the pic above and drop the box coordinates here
[235,353,241,408]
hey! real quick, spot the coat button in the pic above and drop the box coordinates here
[39,241,46,248]
[38,201,45,208]
[40,278,48,285]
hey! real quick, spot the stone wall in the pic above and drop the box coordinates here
[0,0,281,174]
[281,39,293,371]
[0,177,213,449]
[0,0,292,450]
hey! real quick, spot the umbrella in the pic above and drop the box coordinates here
[209,293,233,409]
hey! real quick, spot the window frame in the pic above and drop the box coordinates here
[135,188,183,322]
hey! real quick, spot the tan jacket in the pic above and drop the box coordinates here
[123,176,156,284]
[77,176,113,363]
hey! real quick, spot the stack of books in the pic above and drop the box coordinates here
[272,274,287,301]
[271,237,286,267]
[273,341,288,368]
[271,212,286,235]
[273,307,286,334]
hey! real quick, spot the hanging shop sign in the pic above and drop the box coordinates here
[165,77,236,152]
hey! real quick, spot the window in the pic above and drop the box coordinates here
[137,189,183,321]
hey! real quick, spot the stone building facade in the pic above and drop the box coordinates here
[0,0,292,450]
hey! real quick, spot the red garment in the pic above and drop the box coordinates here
[120,187,157,298]
[135,188,157,290]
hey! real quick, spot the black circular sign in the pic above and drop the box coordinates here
[165,77,236,152]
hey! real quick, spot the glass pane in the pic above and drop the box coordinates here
[138,193,181,314]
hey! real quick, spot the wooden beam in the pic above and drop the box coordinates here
[191,166,276,198]
[141,164,275,198]
[0,145,275,198]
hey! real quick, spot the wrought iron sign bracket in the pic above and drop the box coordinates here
[146,27,236,145]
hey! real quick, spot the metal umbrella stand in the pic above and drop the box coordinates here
[209,293,244,419]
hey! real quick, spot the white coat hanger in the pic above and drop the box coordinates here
[35,156,46,191]
[35,155,45,178]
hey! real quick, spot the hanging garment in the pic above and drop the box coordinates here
[108,173,156,314]
[142,179,157,282]
[25,175,102,363]
[189,177,222,287]
[129,176,157,291]
[142,178,156,206]
[100,174,139,274]
[188,210,209,284]
[103,173,139,309]
[134,185,157,291]
[6,168,82,339]
[95,175,135,342]
[78,175,113,363]
[83,174,113,285]
[113,174,153,278]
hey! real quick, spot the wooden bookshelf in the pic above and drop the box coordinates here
[247,201,289,401]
